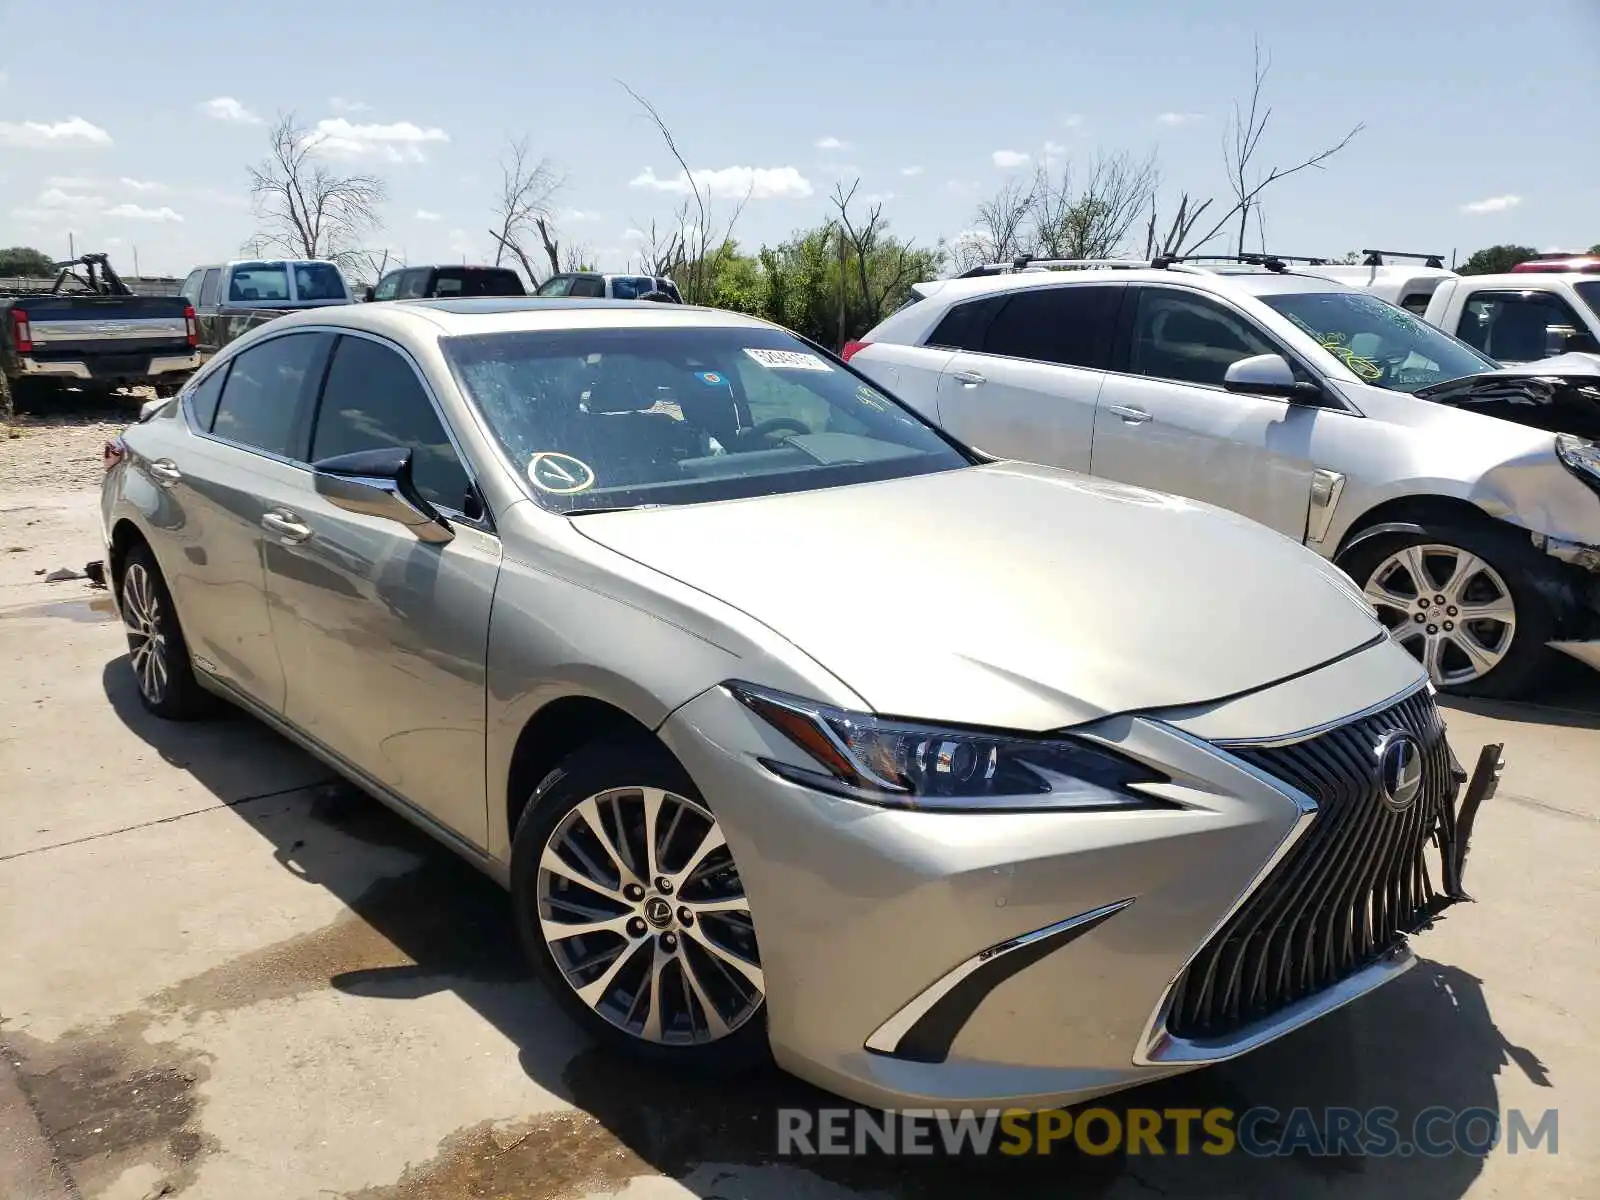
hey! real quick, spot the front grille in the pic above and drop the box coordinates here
[1166,688,1459,1041]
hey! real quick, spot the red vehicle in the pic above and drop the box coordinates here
[1512,255,1600,274]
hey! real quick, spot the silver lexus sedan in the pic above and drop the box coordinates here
[99,298,1496,1111]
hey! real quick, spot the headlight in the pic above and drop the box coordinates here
[726,682,1170,812]
[1556,433,1600,494]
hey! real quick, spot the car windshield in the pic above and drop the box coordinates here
[1576,281,1600,323]
[1261,290,1497,392]
[441,325,972,513]
[229,263,290,302]
[294,262,347,301]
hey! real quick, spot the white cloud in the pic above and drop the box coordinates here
[900,165,924,177]
[1155,111,1204,126]
[565,208,601,222]
[1044,140,1067,158]
[30,187,107,212]
[46,174,102,189]
[329,97,371,114]
[119,177,165,193]
[198,96,263,125]
[629,164,813,201]
[945,178,982,195]
[1061,113,1085,129]
[0,116,112,149]
[414,208,442,221]
[815,136,850,151]
[311,117,449,163]
[1461,194,1522,215]
[862,191,896,205]
[992,149,1030,169]
[623,228,648,242]
[105,203,184,222]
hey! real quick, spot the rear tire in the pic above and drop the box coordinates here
[1338,518,1560,699]
[510,737,769,1074]
[118,542,212,720]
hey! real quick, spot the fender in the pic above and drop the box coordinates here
[1333,521,1430,565]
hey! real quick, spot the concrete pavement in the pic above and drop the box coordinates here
[1,488,1595,1199]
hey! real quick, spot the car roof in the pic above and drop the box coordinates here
[916,265,1356,303]
[251,296,773,338]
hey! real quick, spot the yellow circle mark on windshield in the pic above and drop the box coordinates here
[528,452,596,494]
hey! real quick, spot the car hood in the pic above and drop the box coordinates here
[1416,354,1600,439]
[570,463,1385,731]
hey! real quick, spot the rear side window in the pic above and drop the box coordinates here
[198,269,222,307]
[186,363,229,430]
[609,276,656,300]
[982,286,1121,368]
[293,262,346,302]
[210,332,332,458]
[568,275,606,298]
[926,294,1006,351]
[310,335,471,510]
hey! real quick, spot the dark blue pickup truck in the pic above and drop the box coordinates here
[1,253,199,412]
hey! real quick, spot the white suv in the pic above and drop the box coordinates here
[848,259,1600,697]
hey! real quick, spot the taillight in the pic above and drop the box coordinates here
[103,436,127,471]
[10,309,32,354]
[841,340,870,362]
[183,304,198,347]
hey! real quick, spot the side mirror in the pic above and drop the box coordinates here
[1557,328,1600,356]
[363,285,376,302]
[1223,353,1325,402]
[312,447,453,544]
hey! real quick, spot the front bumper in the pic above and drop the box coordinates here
[657,671,1501,1112]
[19,352,200,382]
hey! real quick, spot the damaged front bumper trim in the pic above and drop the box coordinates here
[1441,742,1505,903]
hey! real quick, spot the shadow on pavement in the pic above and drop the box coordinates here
[101,653,1546,1199]
[1440,668,1600,729]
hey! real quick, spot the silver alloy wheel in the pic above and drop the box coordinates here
[1362,543,1517,687]
[122,561,170,705]
[536,786,763,1045]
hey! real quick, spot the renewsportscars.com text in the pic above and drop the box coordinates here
[777,1106,1559,1159]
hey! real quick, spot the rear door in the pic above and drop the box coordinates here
[1090,285,1318,539]
[262,331,501,847]
[932,284,1122,472]
[164,330,334,711]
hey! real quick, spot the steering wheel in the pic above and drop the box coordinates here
[738,417,810,441]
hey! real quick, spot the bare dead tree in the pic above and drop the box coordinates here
[1142,192,1216,258]
[1204,41,1364,255]
[628,205,689,277]
[247,113,386,272]
[831,179,920,330]
[487,135,560,285]
[1029,151,1158,259]
[346,246,402,289]
[621,82,750,303]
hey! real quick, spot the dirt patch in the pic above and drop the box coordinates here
[0,409,136,492]
[4,1013,215,1198]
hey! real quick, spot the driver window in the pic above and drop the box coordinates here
[1129,289,1284,388]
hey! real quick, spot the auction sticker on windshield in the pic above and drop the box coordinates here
[744,348,833,371]
[528,452,596,494]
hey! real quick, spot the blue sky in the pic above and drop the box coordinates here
[2,0,1596,278]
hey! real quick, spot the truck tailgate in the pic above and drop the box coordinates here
[17,295,189,346]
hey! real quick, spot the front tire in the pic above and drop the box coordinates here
[1339,519,1560,698]
[510,738,769,1073]
[118,543,211,720]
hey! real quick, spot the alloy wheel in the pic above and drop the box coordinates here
[122,561,170,706]
[1362,543,1517,687]
[536,786,763,1045]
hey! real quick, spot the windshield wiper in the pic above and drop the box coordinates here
[565,503,669,516]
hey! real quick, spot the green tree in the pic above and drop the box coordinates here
[1458,244,1540,275]
[0,246,55,276]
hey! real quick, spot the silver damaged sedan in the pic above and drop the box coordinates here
[99,298,1501,1111]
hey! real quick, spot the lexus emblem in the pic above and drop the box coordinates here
[1376,732,1424,812]
[644,896,674,928]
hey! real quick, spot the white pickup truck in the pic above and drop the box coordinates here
[1303,253,1600,364]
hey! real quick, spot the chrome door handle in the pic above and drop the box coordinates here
[1107,405,1152,425]
[261,510,312,544]
[951,370,986,387]
[148,459,182,486]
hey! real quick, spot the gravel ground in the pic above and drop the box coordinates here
[0,404,140,491]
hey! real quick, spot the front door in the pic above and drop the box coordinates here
[262,331,501,848]
[1090,285,1319,541]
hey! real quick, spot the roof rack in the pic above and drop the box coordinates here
[1360,249,1447,269]
[1150,252,1333,274]
[955,256,1153,278]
